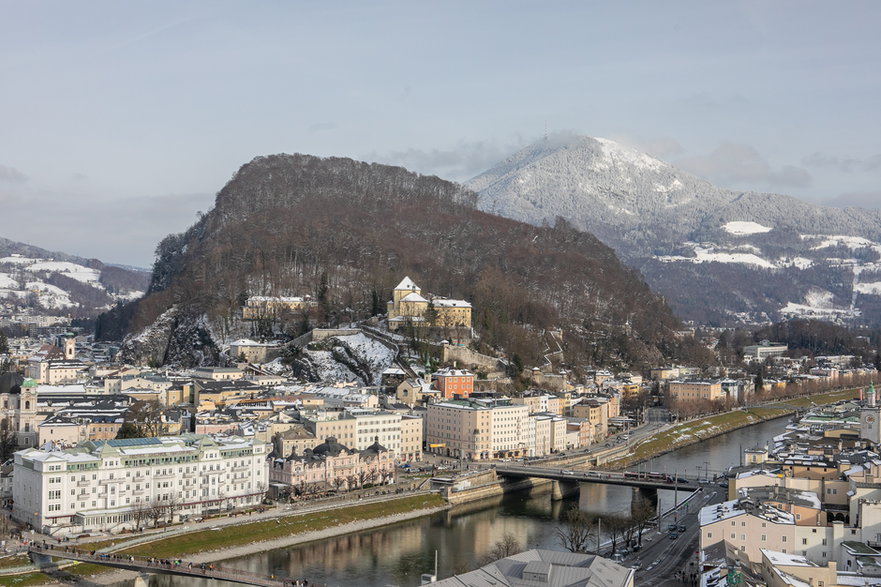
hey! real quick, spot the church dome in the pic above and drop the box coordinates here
[312,436,349,457]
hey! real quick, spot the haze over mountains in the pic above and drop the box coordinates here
[467,134,881,327]
[0,236,149,317]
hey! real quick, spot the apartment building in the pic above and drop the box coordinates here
[13,434,268,535]
[426,400,534,460]
[433,368,474,399]
[667,380,724,402]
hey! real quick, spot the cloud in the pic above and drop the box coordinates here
[676,142,812,189]
[366,138,526,182]
[822,191,881,210]
[0,164,27,183]
[802,152,881,173]
[0,190,214,266]
[611,135,685,160]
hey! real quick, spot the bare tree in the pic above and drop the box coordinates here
[604,514,631,554]
[126,400,165,437]
[557,506,597,554]
[131,502,149,530]
[483,533,521,564]
[147,498,165,527]
[630,493,655,547]
[165,494,180,522]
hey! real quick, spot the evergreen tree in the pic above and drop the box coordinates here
[0,330,8,355]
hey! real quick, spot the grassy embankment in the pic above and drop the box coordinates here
[604,387,860,470]
[0,493,445,585]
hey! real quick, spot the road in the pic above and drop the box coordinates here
[618,486,724,586]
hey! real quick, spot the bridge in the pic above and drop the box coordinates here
[494,464,704,492]
[28,544,303,586]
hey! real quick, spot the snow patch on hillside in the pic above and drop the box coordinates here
[855,282,881,295]
[778,257,813,269]
[596,137,665,172]
[0,273,17,288]
[29,261,100,283]
[657,245,775,269]
[24,280,74,308]
[723,221,772,236]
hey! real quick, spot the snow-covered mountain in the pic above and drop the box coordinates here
[467,134,881,326]
[0,237,149,316]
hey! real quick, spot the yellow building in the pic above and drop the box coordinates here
[241,295,318,320]
[386,277,471,332]
[667,380,724,402]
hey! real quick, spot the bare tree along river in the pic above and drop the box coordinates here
[153,417,790,587]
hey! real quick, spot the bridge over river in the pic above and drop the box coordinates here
[28,544,308,586]
[493,464,703,492]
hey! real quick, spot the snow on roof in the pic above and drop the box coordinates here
[845,465,865,478]
[394,276,419,291]
[761,549,816,567]
[699,500,744,526]
[431,298,471,308]
[400,292,428,303]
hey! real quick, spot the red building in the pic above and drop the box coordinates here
[433,368,474,399]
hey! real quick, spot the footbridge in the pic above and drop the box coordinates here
[28,544,302,586]
[494,464,703,492]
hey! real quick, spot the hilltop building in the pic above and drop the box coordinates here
[386,277,471,334]
[241,295,317,320]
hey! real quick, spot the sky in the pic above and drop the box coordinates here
[1,1,879,267]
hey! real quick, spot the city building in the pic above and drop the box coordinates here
[432,367,474,399]
[744,340,789,361]
[386,277,471,333]
[13,434,268,535]
[241,295,317,320]
[667,380,725,402]
[430,549,635,587]
[268,436,395,494]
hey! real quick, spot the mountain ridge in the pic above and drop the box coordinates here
[115,153,712,369]
[466,134,881,326]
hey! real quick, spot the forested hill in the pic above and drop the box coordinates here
[113,153,710,369]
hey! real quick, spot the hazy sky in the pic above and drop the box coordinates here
[1,2,879,267]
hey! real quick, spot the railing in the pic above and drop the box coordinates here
[29,544,308,587]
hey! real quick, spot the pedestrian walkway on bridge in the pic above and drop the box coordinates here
[28,543,311,587]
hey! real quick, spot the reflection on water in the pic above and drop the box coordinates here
[153,417,790,587]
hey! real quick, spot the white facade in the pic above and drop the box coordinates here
[13,434,268,535]
[489,404,533,456]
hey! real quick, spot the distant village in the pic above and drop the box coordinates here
[1,276,880,587]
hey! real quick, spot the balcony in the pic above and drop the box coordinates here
[76,480,90,487]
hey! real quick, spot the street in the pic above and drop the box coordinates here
[620,487,723,586]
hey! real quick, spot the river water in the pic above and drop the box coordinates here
[153,417,789,587]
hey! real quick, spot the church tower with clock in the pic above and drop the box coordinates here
[861,383,881,445]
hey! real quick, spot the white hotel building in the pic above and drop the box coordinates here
[13,435,268,535]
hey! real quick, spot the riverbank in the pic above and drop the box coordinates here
[604,387,860,470]
[2,493,449,586]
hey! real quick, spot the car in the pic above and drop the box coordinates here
[668,532,679,540]
[561,470,575,475]
[667,523,678,532]
[677,524,686,532]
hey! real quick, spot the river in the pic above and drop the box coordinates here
[151,416,790,587]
